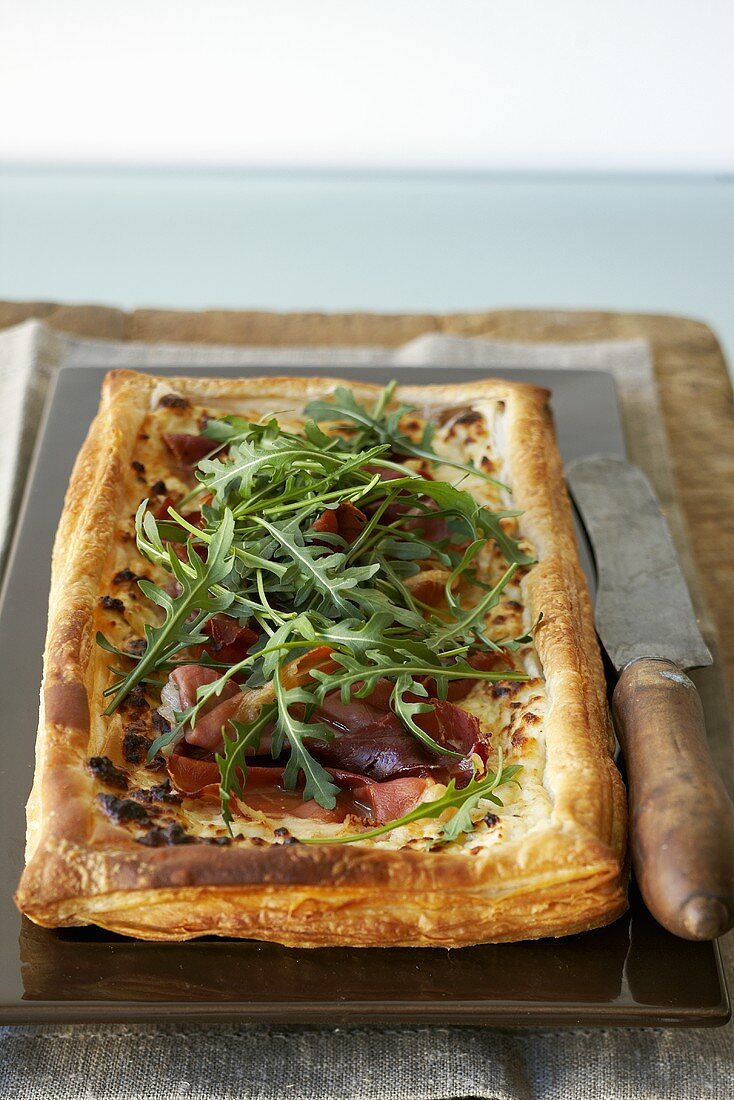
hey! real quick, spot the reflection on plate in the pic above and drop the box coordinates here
[18,885,727,1026]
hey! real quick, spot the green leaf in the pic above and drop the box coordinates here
[273,677,340,809]
[305,386,382,434]
[342,586,428,631]
[253,516,380,619]
[199,438,306,503]
[391,673,438,751]
[400,480,533,565]
[308,612,395,658]
[305,384,503,485]
[310,643,526,704]
[301,750,522,845]
[103,507,236,714]
[477,510,535,567]
[302,418,338,451]
[215,709,276,832]
[253,613,316,680]
[429,563,519,648]
[201,414,256,445]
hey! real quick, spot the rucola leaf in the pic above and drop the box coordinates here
[103,507,237,714]
[216,710,275,830]
[305,384,503,485]
[272,677,340,808]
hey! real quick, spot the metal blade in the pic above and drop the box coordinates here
[566,455,712,672]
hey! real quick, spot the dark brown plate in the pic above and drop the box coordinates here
[0,365,728,1027]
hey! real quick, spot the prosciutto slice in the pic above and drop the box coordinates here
[306,718,433,781]
[187,695,247,750]
[167,751,221,795]
[415,699,482,755]
[164,665,238,710]
[161,648,338,754]
[198,614,258,665]
[232,770,347,822]
[309,682,485,784]
[160,665,243,751]
[316,683,404,738]
[352,776,429,824]
[160,647,488,798]
[405,568,450,607]
[152,494,181,521]
[162,432,213,465]
[166,751,428,825]
[312,500,366,544]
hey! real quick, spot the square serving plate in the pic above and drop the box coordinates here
[0,364,728,1027]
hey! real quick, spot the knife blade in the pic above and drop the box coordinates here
[567,455,734,941]
[567,456,712,671]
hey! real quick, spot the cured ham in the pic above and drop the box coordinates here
[166,751,429,826]
[309,682,486,784]
[352,776,429,824]
[160,665,243,751]
[415,699,482,755]
[151,494,181,521]
[162,432,213,465]
[405,568,450,606]
[198,614,258,665]
[161,643,489,788]
[166,751,220,795]
[311,500,366,543]
[316,683,404,738]
[305,719,435,780]
[163,665,236,711]
[185,694,245,750]
[160,647,337,753]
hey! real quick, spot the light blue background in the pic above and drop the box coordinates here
[1,169,732,364]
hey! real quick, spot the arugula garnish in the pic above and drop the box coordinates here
[252,516,380,619]
[101,507,237,714]
[272,677,341,808]
[301,749,522,845]
[305,383,506,487]
[99,382,538,820]
[215,712,274,829]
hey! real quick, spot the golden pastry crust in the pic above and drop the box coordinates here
[15,370,627,945]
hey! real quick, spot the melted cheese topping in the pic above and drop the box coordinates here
[89,390,551,855]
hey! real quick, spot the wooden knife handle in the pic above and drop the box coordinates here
[613,657,734,940]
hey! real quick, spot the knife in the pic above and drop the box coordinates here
[566,455,734,941]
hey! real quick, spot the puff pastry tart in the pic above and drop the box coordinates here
[15,371,627,945]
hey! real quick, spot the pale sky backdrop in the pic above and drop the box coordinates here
[1,0,733,171]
